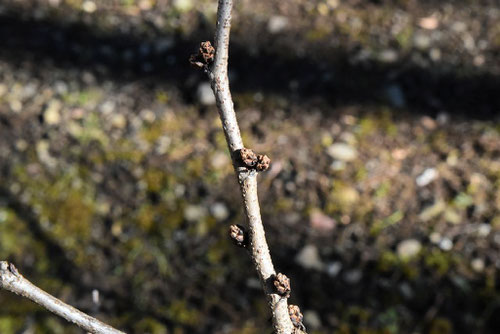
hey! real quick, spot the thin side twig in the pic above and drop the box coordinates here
[199,1,307,333]
[0,261,125,334]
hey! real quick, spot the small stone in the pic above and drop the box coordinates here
[439,237,453,251]
[36,140,57,168]
[0,84,7,97]
[429,48,441,61]
[418,16,439,30]
[211,202,229,221]
[416,168,438,187]
[399,282,414,299]
[15,140,28,151]
[471,258,484,273]
[268,16,288,34]
[310,210,336,233]
[111,114,127,129]
[414,32,431,49]
[451,21,467,33]
[139,0,153,10]
[436,112,449,125]
[196,82,215,106]
[211,151,230,169]
[304,310,322,330]
[140,109,156,123]
[326,143,358,161]
[421,116,437,130]
[463,33,475,51]
[330,160,346,171]
[397,239,422,259]
[444,208,461,224]
[0,210,7,223]
[477,224,491,237]
[10,100,22,113]
[326,261,342,277]
[54,81,68,95]
[100,100,115,114]
[82,1,97,13]
[343,269,362,284]
[419,200,445,221]
[430,232,441,244]
[317,3,329,16]
[155,136,171,155]
[173,0,193,12]
[378,49,398,63]
[44,100,62,125]
[184,205,207,222]
[295,245,324,271]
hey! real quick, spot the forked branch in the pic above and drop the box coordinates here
[0,261,124,334]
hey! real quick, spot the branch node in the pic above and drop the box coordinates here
[273,273,291,298]
[189,41,215,70]
[237,148,271,172]
[8,262,20,277]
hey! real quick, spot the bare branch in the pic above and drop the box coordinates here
[193,1,308,333]
[0,261,125,334]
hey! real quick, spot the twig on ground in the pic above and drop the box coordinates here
[0,261,125,334]
[191,1,307,333]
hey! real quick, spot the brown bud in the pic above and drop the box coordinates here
[273,273,291,297]
[288,305,305,330]
[256,154,271,171]
[229,224,247,247]
[240,148,258,167]
[189,41,215,69]
[238,148,271,172]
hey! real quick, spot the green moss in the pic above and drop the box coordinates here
[370,211,403,235]
[62,88,102,108]
[141,121,166,144]
[378,250,398,272]
[424,249,452,276]
[375,181,391,198]
[168,299,202,326]
[453,192,473,209]
[144,169,167,192]
[207,240,226,264]
[395,25,413,50]
[429,317,452,334]
[69,112,109,147]
[357,117,377,137]
[48,190,94,243]
[0,316,23,334]
[328,181,359,213]
[134,318,168,334]
[306,26,333,41]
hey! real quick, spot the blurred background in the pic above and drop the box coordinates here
[0,0,499,333]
